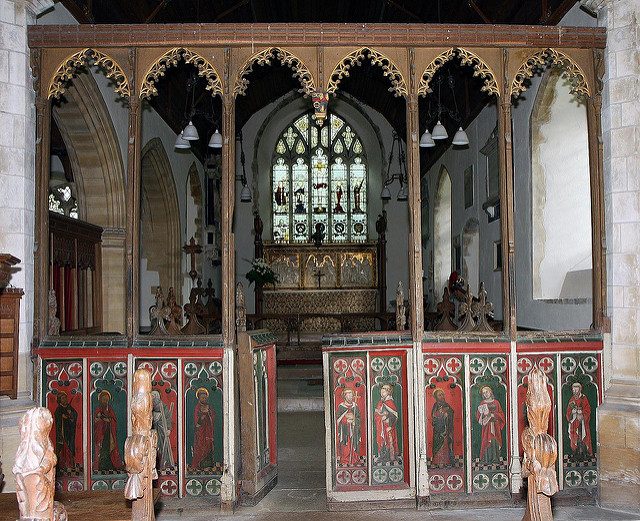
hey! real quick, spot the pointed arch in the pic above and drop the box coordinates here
[433,165,452,295]
[511,48,590,100]
[326,47,407,98]
[48,48,130,100]
[418,48,499,98]
[233,47,316,98]
[139,47,223,99]
[140,137,182,295]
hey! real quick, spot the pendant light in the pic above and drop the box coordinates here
[208,128,223,148]
[420,129,435,148]
[432,120,448,140]
[182,120,199,141]
[452,127,470,146]
[175,131,191,149]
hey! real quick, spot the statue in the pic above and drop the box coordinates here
[124,369,158,521]
[149,287,171,336]
[521,367,558,521]
[376,210,387,236]
[395,281,406,331]
[48,289,61,336]
[13,407,67,521]
[236,282,246,332]
[311,223,325,247]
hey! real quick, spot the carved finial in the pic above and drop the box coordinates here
[435,287,457,331]
[236,282,247,332]
[182,284,206,335]
[13,407,68,521]
[395,281,406,331]
[458,283,476,331]
[125,369,157,521]
[521,367,558,521]
[48,289,61,336]
[165,287,183,335]
[149,286,171,336]
[472,282,494,332]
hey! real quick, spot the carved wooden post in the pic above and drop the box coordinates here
[395,281,406,331]
[521,367,558,521]
[125,368,157,521]
[13,407,67,521]
[236,282,246,332]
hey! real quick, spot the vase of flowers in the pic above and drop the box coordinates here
[245,258,278,288]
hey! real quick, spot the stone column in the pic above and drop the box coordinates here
[0,0,54,492]
[581,0,640,513]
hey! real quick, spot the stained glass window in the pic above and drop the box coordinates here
[271,112,368,243]
[49,183,78,219]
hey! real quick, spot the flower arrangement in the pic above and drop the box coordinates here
[245,258,279,287]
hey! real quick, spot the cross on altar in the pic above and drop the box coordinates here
[313,267,326,288]
[183,237,202,282]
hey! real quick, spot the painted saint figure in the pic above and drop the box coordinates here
[93,390,124,471]
[476,385,506,463]
[191,387,215,469]
[53,391,78,469]
[151,390,175,470]
[374,384,399,463]
[566,382,592,458]
[334,183,344,213]
[353,178,364,213]
[431,389,454,466]
[274,181,287,210]
[336,388,361,465]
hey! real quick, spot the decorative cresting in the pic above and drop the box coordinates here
[140,47,223,99]
[233,47,316,97]
[418,47,499,97]
[48,48,130,99]
[511,48,590,99]
[326,47,408,98]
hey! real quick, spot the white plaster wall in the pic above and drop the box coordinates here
[234,92,409,313]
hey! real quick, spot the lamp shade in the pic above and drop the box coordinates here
[174,131,191,149]
[380,185,391,201]
[240,183,252,203]
[208,128,223,148]
[419,129,436,148]
[452,127,470,146]
[182,120,199,141]
[397,184,408,201]
[432,120,448,140]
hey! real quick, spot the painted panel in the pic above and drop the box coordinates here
[88,360,128,491]
[560,353,600,490]
[331,353,368,490]
[469,355,510,493]
[43,359,85,492]
[254,345,278,476]
[136,359,179,497]
[423,355,465,494]
[183,359,224,497]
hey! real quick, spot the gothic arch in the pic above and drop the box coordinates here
[418,48,499,97]
[233,47,316,98]
[140,137,181,296]
[433,165,452,295]
[510,48,591,99]
[326,47,407,98]
[48,48,130,99]
[140,47,223,99]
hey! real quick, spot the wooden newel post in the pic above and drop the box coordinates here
[521,367,558,521]
[125,369,157,521]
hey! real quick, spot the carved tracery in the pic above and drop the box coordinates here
[326,47,408,98]
[139,47,223,99]
[48,49,131,99]
[418,47,499,97]
[511,48,590,99]
[233,47,316,97]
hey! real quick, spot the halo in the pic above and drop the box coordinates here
[480,385,493,396]
[98,389,112,401]
[196,387,209,398]
[433,388,445,398]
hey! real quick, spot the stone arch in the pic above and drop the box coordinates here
[48,48,130,100]
[326,47,407,98]
[418,48,499,98]
[511,48,591,100]
[140,137,182,298]
[140,47,223,99]
[233,47,317,97]
[433,165,452,295]
[462,218,480,294]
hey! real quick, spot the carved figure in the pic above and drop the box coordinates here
[149,287,171,336]
[47,289,61,336]
[522,367,558,521]
[13,407,67,521]
[311,223,325,247]
[375,210,387,236]
[396,281,406,331]
[124,369,158,521]
[236,282,246,332]
[165,287,183,332]
[182,284,206,335]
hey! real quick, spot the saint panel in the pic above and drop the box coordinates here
[88,360,128,491]
[183,359,224,497]
[423,355,465,494]
[253,347,277,475]
[43,359,84,492]
[135,358,179,497]
[469,355,510,493]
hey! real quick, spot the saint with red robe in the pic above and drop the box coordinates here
[476,385,505,463]
[93,390,124,471]
[566,382,592,458]
[336,388,361,465]
[192,387,215,469]
[374,384,399,463]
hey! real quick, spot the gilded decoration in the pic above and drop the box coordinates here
[48,48,131,99]
[233,47,316,97]
[140,47,223,99]
[326,47,407,98]
[418,48,499,97]
[510,48,590,99]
